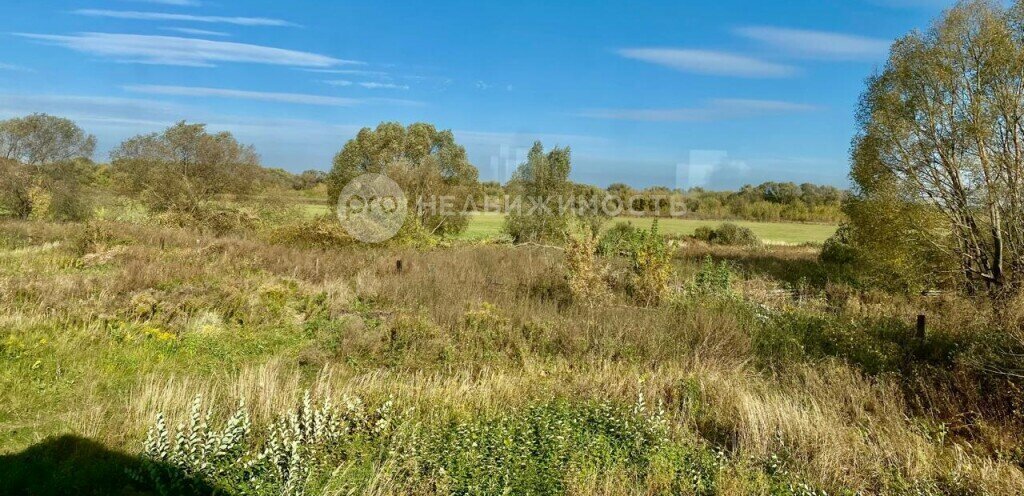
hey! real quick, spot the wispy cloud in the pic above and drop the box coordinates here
[866,0,951,8]
[358,82,408,90]
[0,62,32,72]
[617,48,796,78]
[123,84,421,106]
[0,93,187,124]
[161,27,229,37]
[578,98,818,122]
[323,79,408,89]
[734,26,890,61]
[16,33,356,67]
[305,68,390,77]
[127,0,202,6]
[72,9,296,27]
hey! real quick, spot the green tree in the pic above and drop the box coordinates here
[849,0,1024,297]
[503,142,573,243]
[0,114,96,220]
[0,113,96,166]
[110,121,262,213]
[326,122,479,236]
[0,158,32,218]
[293,169,327,190]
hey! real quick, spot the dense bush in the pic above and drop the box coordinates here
[266,215,355,249]
[688,256,734,297]
[625,220,673,306]
[597,221,639,256]
[503,142,574,243]
[819,225,857,265]
[691,223,761,246]
[110,121,263,214]
[327,122,479,237]
[564,224,610,306]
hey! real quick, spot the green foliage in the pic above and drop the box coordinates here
[292,169,326,190]
[750,308,1013,378]
[136,392,396,495]
[503,142,573,243]
[819,225,857,265]
[0,114,96,221]
[848,0,1024,297]
[406,398,667,495]
[266,215,355,249]
[0,158,32,218]
[691,223,761,247]
[564,222,611,306]
[625,219,673,306]
[0,113,96,166]
[110,121,262,214]
[326,122,479,237]
[615,181,846,223]
[597,221,639,256]
[689,256,734,297]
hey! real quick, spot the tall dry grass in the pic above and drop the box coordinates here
[1,218,1022,493]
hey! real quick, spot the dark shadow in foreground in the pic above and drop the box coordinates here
[0,435,222,496]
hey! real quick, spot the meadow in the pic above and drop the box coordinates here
[302,205,837,244]
[0,207,1021,495]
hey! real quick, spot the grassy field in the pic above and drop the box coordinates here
[306,205,837,244]
[462,212,837,244]
[1,214,1022,494]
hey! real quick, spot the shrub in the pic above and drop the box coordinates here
[26,184,52,221]
[819,225,857,265]
[400,397,668,495]
[135,392,396,495]
[565,224,611,306]
[156,205,262,236]
[110,122,263,215]
[689,256,734,297]
[597,221,639,256]
[267,216,355,249]
[626,220,673,306]
[691,223,761,246]
[0,159,32,218]
[503,142,573,243]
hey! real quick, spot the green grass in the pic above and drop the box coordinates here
[463,213,837,244]
[303,206,836,244]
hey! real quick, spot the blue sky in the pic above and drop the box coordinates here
[0,0,953,189]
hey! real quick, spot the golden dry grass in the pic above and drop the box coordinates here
[1,218,1022,494]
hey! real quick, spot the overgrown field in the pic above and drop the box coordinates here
[0,219,1022,495]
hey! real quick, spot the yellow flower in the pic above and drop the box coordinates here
[142,326,176,342]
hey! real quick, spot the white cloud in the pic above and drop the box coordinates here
[305,69,390,77]
[16,33,356,67]
[735,26,891,60]
[578,98,819,122]
[867,0,952,8]
[73,9,295,27]
[162,27,229,37]
[0,93,188,125]
[123,84,421,106]
[358,82,408,90]
[0,62,32,72]
[322,80,406,89]
[617,48,796,78]
[128,0,203,5]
